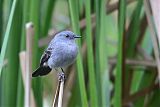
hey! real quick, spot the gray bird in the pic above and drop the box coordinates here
[32,30,81,77]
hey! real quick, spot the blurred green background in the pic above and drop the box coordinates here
[0,0,160,107]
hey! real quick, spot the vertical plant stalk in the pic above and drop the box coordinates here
[85,0,98,106]
[144,0,160,86]
[150,0,160,47]
[114,0,126,107]
[42,0,56,37]
[25,22,34,107]
[94,0,102,106]
[58,80,64,107]
[29,1,42,105]
[124,0,143,97]
[19,51,36,107]
[52,75,65,107]
[0,0,3,47]
[0,0,17,76]
[99,0,110,106]
[16,0,30,106]
[149,0,160,85]
[68,0,88,106]
[52,81,60,107]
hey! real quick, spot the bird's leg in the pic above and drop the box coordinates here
[58,68,65,82]
[58,72,65,82]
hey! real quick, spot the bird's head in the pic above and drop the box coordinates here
[54,30,81,42]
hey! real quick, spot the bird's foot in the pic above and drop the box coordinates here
[58,72,66,82]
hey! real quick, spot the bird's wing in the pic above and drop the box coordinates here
[40,48,52,66]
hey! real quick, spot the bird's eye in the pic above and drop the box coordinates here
[66,34,69,38]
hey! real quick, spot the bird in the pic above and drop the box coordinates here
[32,30,81,77]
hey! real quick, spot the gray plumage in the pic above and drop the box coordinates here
[32,30,81,77]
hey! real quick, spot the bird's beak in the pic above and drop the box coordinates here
[74,35,81,38]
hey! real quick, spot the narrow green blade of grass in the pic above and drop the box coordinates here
[0,0,3,48]
[94,0,101,106]
[29,0,43,107]
[1,0,22,106]
[134,28,155,107]
[0,0,17,76]
[29,0,40,71]
[114,0,126,106]
[78,0,83,16]
[42,0,56,37]
[85,0,98,106]
[130,21,148,95]
[124,0,143,97]
[68,0,88,107]
[99,0,110,107]
[2,0,13,30]
[40,0,56,62]
[126,0,143,57]
[16,0,31,106]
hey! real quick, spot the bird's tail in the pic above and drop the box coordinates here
[32,66,52,77]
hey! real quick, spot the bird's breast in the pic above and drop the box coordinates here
[48,42,78,68]
[64,43,78,58]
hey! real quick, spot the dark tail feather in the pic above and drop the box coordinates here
[32,66,52,77]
